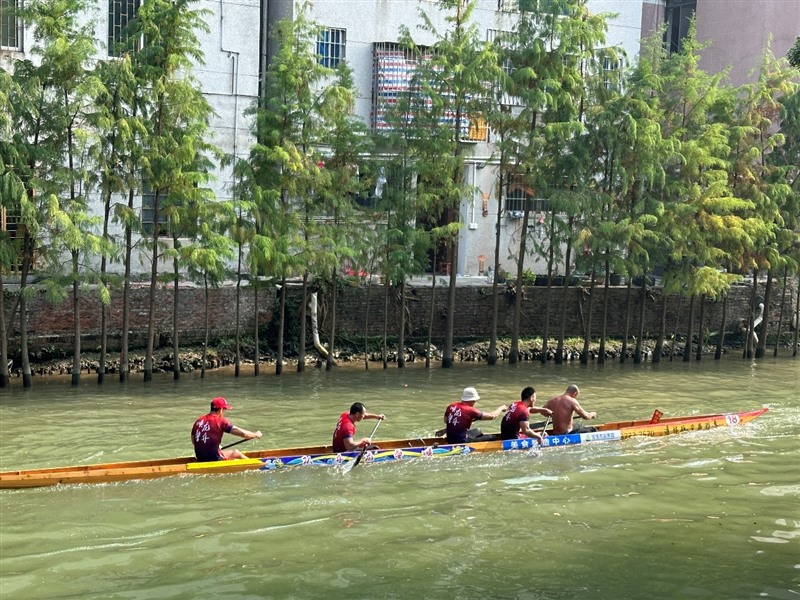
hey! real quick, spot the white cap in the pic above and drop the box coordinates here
[461,387,480,402]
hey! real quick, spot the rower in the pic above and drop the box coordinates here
[191,397,262,461]
[438,387,506,444]
[541,385,597,434]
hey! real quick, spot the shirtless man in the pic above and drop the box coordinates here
[542,384,596,434]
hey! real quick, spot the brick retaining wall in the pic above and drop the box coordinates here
[3,279,797,353]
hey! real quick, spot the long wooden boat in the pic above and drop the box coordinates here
[0,407,768,489]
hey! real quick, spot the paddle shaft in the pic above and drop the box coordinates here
[539,415,551,435]
[221,437,249,450]
[348,418,382,470]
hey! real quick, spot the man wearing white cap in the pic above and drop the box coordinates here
[191,397,262,462]
[439,387,507,444]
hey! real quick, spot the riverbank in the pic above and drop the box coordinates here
[9,331,782,379]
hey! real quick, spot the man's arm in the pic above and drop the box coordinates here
[479,405,508,420]
[230,426,262,440]
[571,400,596,420]
[519,422,544,443]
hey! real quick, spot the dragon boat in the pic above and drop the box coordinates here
[0,407,768,489]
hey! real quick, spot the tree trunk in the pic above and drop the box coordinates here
[363,275,372,370]
[488,172,503,366]
[172,250,180,381]
[297,273,308,373]
[98,191,111,385]
[326,266,337,371]
[442,238,458,369]
[744,271,759,359]
[540,212,556,364]
[20,230,33,388]
[426,256,437,370]
[234,239,243,378]
[669,295,682,362]
[253,283,260,376]
[715,292,728,360]
[599,258,610,365]
[683,294,695,362]
[398,280,406,368]
[144,190,162,383]
[654,288,667,364]
[119,186,135,382]
[620,278,633,363]
[581,268,596,365]
[71,250,81,386]
[634,277,647,363]
[0,276,7,388]
[276,278,286,375]
[555,217,574,364]
[382,275,390,369]
[510,206,531,364]
[793,277,799,357]
[201,274,209,378]
[756,269,773,358]
[773,268,788,358]
[695,295,705,362]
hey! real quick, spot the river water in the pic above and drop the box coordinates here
[0,356,798,600]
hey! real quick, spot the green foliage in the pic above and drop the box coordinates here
[788,37,800,68]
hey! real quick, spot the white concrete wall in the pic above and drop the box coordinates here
[300,0,647,277]
[2,0,262,275]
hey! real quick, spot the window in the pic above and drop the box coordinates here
[487,29,522,107]
[141,182,168,235]
[1,0,22,51]
[602,57,620,91]
[506,178,548,215]
[1,206,24,273]
[663,0,696,55]
[317,27,345,68]
[108,0,140,57]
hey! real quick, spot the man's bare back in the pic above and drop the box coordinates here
[542,385,596,434]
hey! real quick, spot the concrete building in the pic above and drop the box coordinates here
[643,0,800,86]
[1,0,658,278]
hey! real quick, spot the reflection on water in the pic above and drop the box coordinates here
[1,356,799,599]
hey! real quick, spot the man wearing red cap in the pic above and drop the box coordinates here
[191,397,262,462]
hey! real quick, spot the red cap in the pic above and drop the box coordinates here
[211,397,232,410]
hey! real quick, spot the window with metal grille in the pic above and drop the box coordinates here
[317,27,345,68]
[108,0,140,57]
[486,29,522,108]
[506,179,548,215]
[141,182,169,235]
[1,206,24,273]
[1,0,22,50]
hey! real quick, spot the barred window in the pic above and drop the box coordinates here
[506,179,548,215]
[317,27,345,68]
[141,182,168,235]
[1,0,22,51]
[108,0,140,57]
[1,206,24,272]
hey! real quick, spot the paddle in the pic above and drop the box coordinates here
[539,415,551,437]
[221,437,250,450]
[342,419,382,474]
